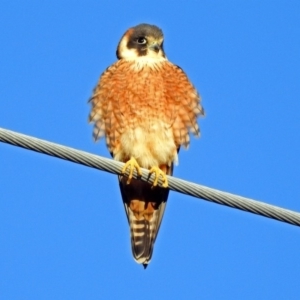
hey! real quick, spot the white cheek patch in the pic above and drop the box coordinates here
[118,35,139,58]
[118,34,166,60]
[119,47,139,59]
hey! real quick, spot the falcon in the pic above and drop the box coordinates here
[89,24,204,268]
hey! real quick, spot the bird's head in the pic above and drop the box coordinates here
[116,24,166,60]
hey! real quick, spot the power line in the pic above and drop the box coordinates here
[1,126,300,227]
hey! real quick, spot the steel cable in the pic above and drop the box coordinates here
[1,126,299,227]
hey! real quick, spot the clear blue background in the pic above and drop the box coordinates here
[1,1,300,299]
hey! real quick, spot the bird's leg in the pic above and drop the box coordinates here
[121,157,142,184]
[149,166,168,188]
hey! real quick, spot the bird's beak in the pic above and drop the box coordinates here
[148,42,161,53]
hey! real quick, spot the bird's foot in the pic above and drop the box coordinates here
[149,166,168,188]
[121,157,142,184]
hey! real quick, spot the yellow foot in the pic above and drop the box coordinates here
[121,157,142,184]
[149,166,168,188]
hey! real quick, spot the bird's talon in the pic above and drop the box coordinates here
[149,166,168,188]
[121,157,142,184]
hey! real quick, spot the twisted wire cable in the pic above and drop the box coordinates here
[1,126,299,226]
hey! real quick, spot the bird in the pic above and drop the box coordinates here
[88,23,204,268]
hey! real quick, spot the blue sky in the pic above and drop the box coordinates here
[1,1,300,299]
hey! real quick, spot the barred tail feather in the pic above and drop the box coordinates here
[126,201,167,267]
[119,164,173,267]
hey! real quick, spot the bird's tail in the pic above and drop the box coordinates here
[119,164,172,267]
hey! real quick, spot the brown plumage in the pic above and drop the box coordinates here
[89,24,204,267]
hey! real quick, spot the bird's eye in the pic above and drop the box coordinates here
[137,37,147,44]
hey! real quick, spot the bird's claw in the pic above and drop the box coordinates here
[121,157,142,184]
[149,166,168,188]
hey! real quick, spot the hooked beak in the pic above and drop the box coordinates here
[148,43,161,53]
